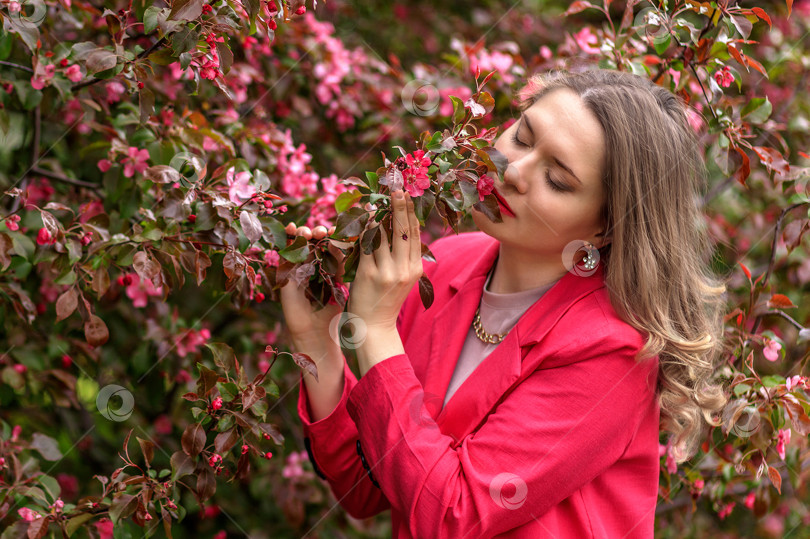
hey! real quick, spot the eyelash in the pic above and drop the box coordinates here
[510,131,567,193]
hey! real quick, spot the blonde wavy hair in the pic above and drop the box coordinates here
[518,69,729,462]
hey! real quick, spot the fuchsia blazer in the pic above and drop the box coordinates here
[297,231,661,538]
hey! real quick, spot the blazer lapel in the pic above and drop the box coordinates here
[420,235,607,445]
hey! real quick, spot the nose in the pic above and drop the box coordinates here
[502,160,529,194]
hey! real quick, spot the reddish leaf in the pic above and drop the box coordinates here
[768,294,796,308]
[292,352,318,382]
[241,384,266,412]
[783,399,810,436]
[751,7,771,27]
[91,267,111,299]
[0,233,12,270]
[132,251,160,280]
[196,466,216,502]
[733,148,751,185]
[136,437,155,467]
[214,428,239,454]
[55,289,78,322]
[739,262,752,282]
[564,1,595,15]
[753,146,790,176]
[727,43,748,69]
[182,392,200,401]
[222,251,246,279]
[195,250,211,286]
[747,56,769,78]
[109,493,138,524]
[767,465,782,494]
[170,450,195,480]
[181,423,206,457]
[26,516,51,539]
[84,315,109,347]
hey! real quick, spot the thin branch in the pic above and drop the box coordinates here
[0,60,33,73]
[70,34,169,93]
[30,167,101,190]
[762,310,806,331]
[750,202,810,334]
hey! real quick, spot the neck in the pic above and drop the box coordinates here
[487,243,567,294]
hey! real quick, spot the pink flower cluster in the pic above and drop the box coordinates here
[226,167,256,203]
[763,338,782,361]
[282,450,315,480]
[402,150,432,197]
[306,174,349,229]
[97,146,150,178]
[469,49,517,84]
[118,273,163,308]
[198,33,225,80]
[714,66,734,88]
[30,59,83,91]
[438,86,473,117]
[476,174,495,201]
[776,428,791,460]
[174,327,211,357]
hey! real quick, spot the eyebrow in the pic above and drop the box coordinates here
[520,113,584,187]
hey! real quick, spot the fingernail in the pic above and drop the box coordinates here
[394,190,404,200]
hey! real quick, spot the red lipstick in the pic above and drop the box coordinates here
[492,188,515,218]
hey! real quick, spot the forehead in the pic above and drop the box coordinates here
[523,88,606,185]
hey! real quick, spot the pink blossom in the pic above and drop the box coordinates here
[208,454,222,467]
[56,473,79,500]
[53,499,64,511]
[402,150,431,198]
[7,1,21,13]
[718,501,735,520]
[744,491,756,509]
[763,339,782,361]
[154,414,172,435]
[121,147,150,178]
[226,167,256,203]
[18,507,42,521]
[786,375,804,391]
[264,250,280,267]
[438,86,473,117]
[213,532,226,539]
[175,328,211,357]
[97,159,112,172]
[776,428,790,460]
[476,174,495,201]
[124,273,163,308]
[666,447,677,474]
[95,518,114,539]
[5,214,20,231]
[65,64,83,82]
[24,177,54,208]
[470,50,516,84]
[211,397,223,410]
[105,81,126,104]
[714,66,734,88]
[282,450,314,479]
[573,27,601,55]
[36,227,56,245]
[200,59,219,80]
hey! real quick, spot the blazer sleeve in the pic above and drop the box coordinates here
[297,358,393,519]
[343,328,659,537]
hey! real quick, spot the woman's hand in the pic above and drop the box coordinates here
[279,223,343,348]
[348,190,423,332]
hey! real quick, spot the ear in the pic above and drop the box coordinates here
[593,227,612,249]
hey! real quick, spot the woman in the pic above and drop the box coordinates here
[280,69,728,538]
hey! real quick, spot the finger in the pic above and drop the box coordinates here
[373,221,393,271]
[313,225,328,239]
[407,193,421,263]
[391,190,409,266]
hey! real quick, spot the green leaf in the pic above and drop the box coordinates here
[741,96,772,124]
[143,6,162,34]
[450,95,465,123]
[278,235,310,263]
[365,171,379,191]
[261,216,287,250]
[38,475,61,502]
[333,206,369,240]
[172,25,199,56]
[205,342,235,372]
[653,34,671,55]
[109,493,138,524]
[335,190,363,213]
[31,433,62,461]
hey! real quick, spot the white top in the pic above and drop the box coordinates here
[441,264,557,408]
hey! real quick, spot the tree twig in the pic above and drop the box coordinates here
[0,60,33,73]
[30,167,101,190]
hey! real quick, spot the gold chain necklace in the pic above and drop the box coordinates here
[473,307,506,344]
